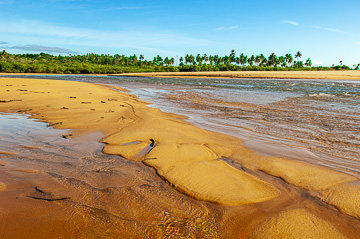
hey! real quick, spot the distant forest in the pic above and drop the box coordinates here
[0,50,357,74]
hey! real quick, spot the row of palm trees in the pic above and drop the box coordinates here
[179,50,312,67]
[1,49,312,68]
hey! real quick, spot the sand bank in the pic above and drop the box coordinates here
[113,70,360,80]
[251,209,346,239]
[1,77,360,237]
[0,77,279,205]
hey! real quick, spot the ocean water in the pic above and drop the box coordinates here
[1,74,360,176]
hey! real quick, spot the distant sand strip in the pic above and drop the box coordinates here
[113,70,360,80]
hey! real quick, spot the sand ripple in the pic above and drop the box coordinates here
[251,209,346,239]
[321,181,360,220]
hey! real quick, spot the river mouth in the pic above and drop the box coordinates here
[1,76,360,238]
[1,75,359,177]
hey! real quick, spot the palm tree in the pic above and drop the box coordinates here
[248,55,255,66]
[268,53,278,67]
[139,54,144,66]
[196,54,202,65]
[156,55,163,66]
[279,56,286,67]
[203,54,208,64]
[213,55,219,65]
[223,55,230,65]
[255,55,261,66]
[239,53,247,66]
[285,53,293,67]
[209,55,214,65]
[164,57,170,66]
[295,51,302,61]
[189,54,195,65]
[229,49,236,63]
[305,58,312,67]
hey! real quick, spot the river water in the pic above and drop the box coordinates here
[1,75,360,176]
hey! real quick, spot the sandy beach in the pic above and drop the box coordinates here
[114,70,360,80]
[1,70,360,80]
[1,76,360,238]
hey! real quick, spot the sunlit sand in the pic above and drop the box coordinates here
[0,77,359,238]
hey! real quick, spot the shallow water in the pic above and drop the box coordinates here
[0,113,224,238]
[2,74,359,176]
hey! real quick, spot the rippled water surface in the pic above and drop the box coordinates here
[1,75,360,176]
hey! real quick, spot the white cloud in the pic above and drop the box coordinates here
[324,28,343,33]
[216,25,239,31]
[283,20,299,26]
[10,44,79,54]
[0,19,210,55]
[311,25,345,33]
[0,41,8,45]
[312,60,323,66]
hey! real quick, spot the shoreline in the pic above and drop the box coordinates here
[111,70,360,80]
[1,70,360,80]
[1,77,360,237]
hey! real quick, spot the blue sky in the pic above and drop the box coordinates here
[0,0,359,66]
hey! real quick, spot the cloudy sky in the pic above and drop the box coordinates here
[0,0,359,66]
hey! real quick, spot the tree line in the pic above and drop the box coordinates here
[0,50,356,74]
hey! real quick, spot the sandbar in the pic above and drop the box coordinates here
[2,70,360,80]
[112,70,360,80]
[1,77,360,237]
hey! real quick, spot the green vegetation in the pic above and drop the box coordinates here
[0,50,355,74]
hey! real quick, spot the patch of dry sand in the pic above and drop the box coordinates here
[321,181,360,220]
[230,154,356,191]
[114,70,360,80]
[251,209,346,239]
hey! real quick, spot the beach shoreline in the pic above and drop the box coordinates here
[1,77,360,238]
[111,70,360,80]
[1,70,360,81]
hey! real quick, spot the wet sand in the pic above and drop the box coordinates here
[1,77,360,238]
[113,70,360,81]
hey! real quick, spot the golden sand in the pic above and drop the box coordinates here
[251,209,346,239]
[0,77,280,205]
[113,70,360,80]
[1,77,359,237]
[321,181,360,220]
[0,182,6,191]
[230,154,356,191]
